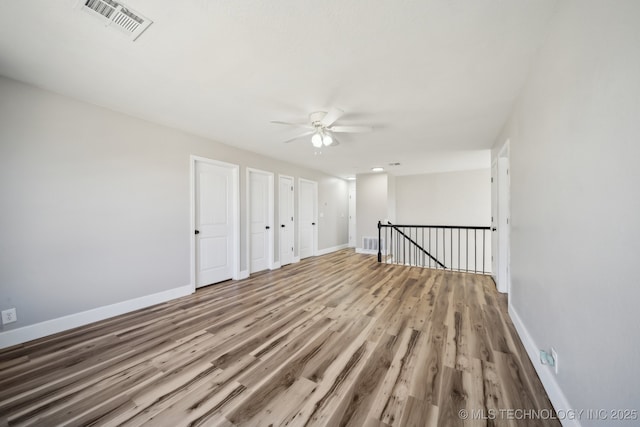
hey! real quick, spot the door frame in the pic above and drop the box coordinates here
[246,167,275,273]
[190,156,240,292]
[298,178,318,258]
[491,160,498,283]
[493,140,511,294]
[278,174,295,267]
[348,186,356,248]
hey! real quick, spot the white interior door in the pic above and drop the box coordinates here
[348,189,356,248]
[279,175,294,266]
[195,160,235,287]
[299,179,317,259]
[491,161,498,280]
[248,169,273,273]
[497,156,510,293]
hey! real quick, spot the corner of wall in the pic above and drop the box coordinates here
[508,303,581,427]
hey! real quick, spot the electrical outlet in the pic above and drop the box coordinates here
[1,308,17,325]
[551,348,558,374]
[540,349,555,368]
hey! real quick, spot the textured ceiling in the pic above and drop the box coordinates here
[0,0,558,178]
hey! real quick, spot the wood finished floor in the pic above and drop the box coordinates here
[0,250,558,427]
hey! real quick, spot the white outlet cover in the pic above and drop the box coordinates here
[551,348,558,374]
[1,308,17,324]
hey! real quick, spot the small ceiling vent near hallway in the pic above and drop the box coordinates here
[78,0,152,41]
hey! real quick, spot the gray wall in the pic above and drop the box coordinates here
[494,0,640,421]
[0,76,348,332]
[396,169,490,226]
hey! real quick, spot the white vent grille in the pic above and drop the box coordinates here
[79,0,152,41]
[363,237,385,252]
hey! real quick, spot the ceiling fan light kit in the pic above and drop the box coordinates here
[311,133,323,148]
[310,130,333,147]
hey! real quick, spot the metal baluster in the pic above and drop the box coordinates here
[450,228,453,271]
[466,229,469,272]
[413,227,420,267]
[443,228,446,269]
[474,229,477,274]
[401,227,405,265]
[482,229,485,274]
[429,228,432,269]
[435,228,438,269]
[458,228,461,272]
[421,228,425,267]
[409,227,412,266]
[396,228,399,265]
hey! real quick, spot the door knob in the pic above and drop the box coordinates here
[195,230,200,235]
[312,222,316,226]
[492,228,497,231]
[281,224,285,228]
[265,226,270,230]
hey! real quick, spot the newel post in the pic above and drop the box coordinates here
[377,220,382,262]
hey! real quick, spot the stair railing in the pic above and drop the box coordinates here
[377,221,491,274]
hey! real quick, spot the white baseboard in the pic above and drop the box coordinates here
[355,248,377,255]
[316,244,348,256]
[0,284,194,350]
[293,256,301,263]
[238,270,250,280]
[270,262,281,270]
[508,303,580,427]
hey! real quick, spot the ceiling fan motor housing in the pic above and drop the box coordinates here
[309,111,328,127]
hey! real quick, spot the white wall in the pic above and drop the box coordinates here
[317,177,349,251]
[386,173,397,224]
[396,169,491,226]
[0,76,348,341]
[355,173,388,248]
[493,0,640,423]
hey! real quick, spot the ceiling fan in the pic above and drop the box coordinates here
[271,108,373,147]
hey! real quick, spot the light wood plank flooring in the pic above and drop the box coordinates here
[0,249,558,426]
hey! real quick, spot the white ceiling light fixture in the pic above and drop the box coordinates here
[311,132,323,148]
[272,108,373,149]
[371,167,384,172]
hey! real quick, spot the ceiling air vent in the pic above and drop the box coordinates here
[78,0,152,41]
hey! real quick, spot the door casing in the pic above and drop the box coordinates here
[492,141,510,294]
[190,156,240,291]
[298,178,318,259]
[279,174,295,266]
[247,168,274,274]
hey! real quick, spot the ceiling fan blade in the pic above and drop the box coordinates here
[329,125,373,133]
[283,130,315,143]
[328,136,340,146]
[271,120,313,130]
[321,107,344,127]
